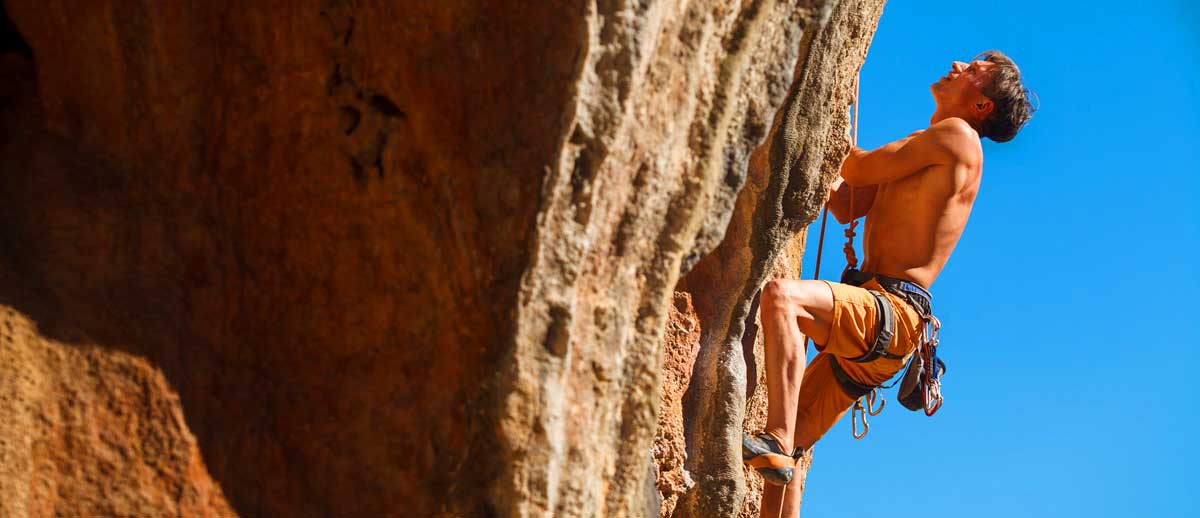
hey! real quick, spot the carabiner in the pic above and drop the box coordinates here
[852,397,870,439]
[866,387,884,416]
[924,379,943,416]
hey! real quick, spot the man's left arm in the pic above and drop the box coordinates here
[840,120,972,186]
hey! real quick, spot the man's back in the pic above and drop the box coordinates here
[861,117,983,288]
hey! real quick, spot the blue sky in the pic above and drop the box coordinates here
[797,1,1199,516]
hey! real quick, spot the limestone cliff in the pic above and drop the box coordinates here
[0,1,882,516]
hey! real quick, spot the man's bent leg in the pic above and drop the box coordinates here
[768,279,911,517]
[759,279,835,452]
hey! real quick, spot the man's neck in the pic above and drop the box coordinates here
[929,107,981,132]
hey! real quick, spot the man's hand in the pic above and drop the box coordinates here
[827,175,878,224]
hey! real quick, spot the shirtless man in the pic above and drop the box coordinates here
[742,51,1035,517]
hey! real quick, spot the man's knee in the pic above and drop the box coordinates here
[761,279,817,313]
[762,279,796,309]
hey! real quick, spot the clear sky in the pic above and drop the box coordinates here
[797,1,1199,517]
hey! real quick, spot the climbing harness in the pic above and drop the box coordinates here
[812,78,946,440]
[836,269,942,438]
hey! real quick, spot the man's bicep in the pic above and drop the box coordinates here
[844,132,939,186]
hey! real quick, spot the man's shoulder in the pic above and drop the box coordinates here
[923,118,982,165]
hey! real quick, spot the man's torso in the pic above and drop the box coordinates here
[860,128,982,288]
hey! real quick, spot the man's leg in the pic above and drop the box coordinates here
[772,278,916,517]
[757,279,834,518]
[777,354,859,516]
[758,279,835,452]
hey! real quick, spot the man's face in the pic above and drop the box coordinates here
[930,58,995,108]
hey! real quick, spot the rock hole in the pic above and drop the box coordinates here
[348,156,366,187]
[570,151,596,225]
[0,5,31,59]
[544,305,571,357]
[369,94,405,119]
[339,106,361,135]
[326,64,344,95]
[343,17,355,46]
[373,130,389,179]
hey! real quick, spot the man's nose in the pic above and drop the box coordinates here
[951,61,967,72]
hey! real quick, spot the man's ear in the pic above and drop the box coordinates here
[974,98,993,115]
[973,98,994,119]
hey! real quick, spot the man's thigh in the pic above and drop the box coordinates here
[762,279,835,344]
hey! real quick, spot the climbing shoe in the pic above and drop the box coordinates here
[741,432,802,486]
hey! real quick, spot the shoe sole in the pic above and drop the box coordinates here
[743,451,796,486]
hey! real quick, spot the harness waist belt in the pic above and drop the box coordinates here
[841,268,932,317]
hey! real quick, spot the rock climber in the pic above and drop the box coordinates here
[742,51,1035,516]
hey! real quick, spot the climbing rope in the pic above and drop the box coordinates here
[841,77,861,277]
[815,76,882,440]
[809,80,853,367]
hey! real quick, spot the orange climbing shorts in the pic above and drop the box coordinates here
[793,278,925,449]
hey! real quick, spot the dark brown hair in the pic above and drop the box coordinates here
[977,50,1036,142]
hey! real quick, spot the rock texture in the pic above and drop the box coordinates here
[655,292,702,518]
[0,0,882,516]
[669,1,885,515]
[656,234,818,518]
[0,275,234,517]
[737,238,815,518]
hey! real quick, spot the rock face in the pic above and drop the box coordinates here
[655,292,702,518]
[0,279,234,517]
[655,238,813,518]
[0,1,882,516]
[668,1,884,515]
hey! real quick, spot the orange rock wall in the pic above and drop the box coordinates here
[0,1,883,516]
[3,2,579,515]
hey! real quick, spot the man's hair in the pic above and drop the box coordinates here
[976,50,1036,142]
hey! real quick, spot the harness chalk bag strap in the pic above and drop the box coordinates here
[896,352,925,411]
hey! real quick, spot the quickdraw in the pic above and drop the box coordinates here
[921,316,944,416]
